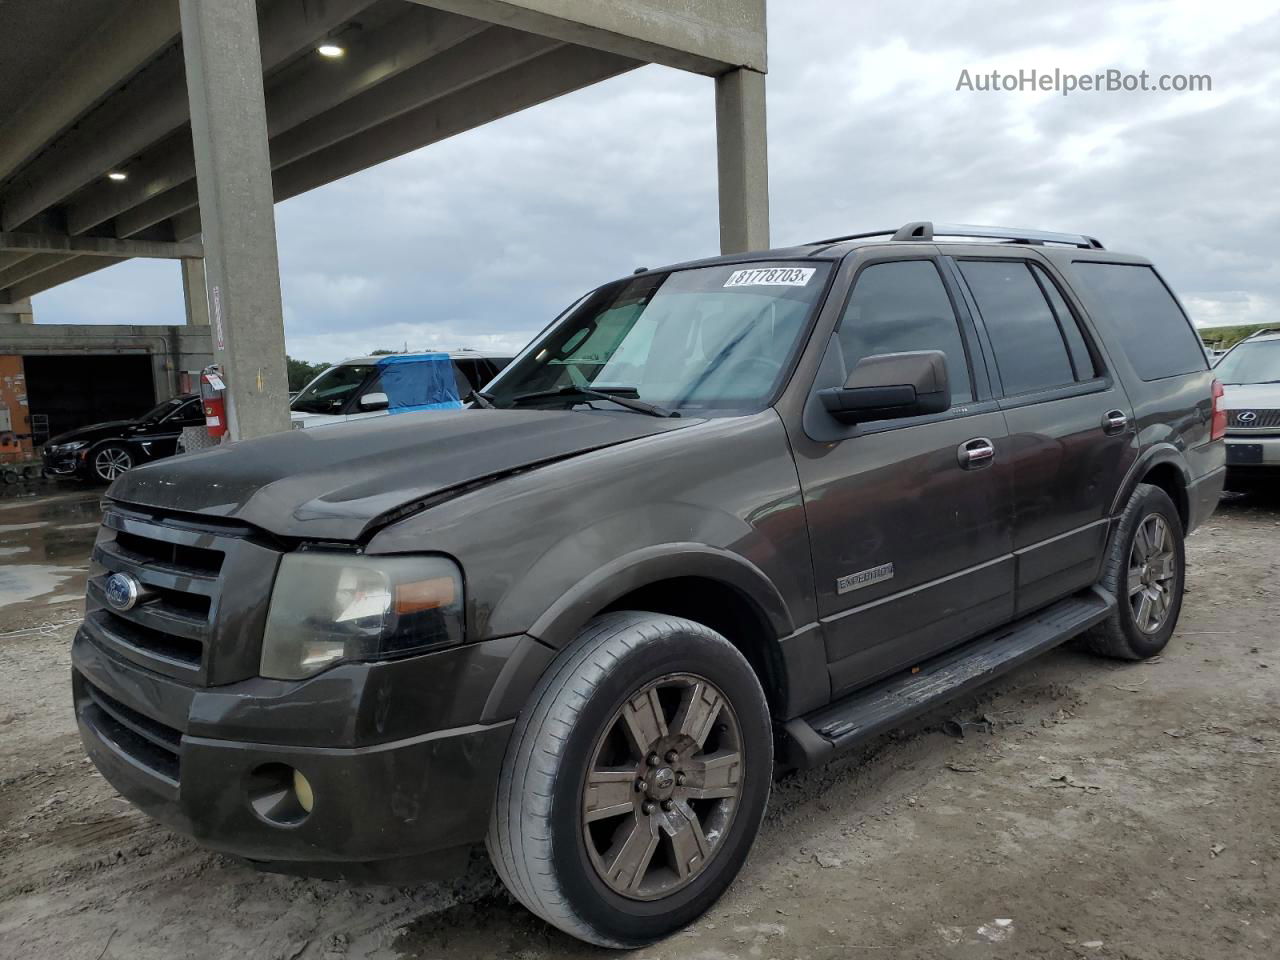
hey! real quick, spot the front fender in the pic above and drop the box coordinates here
[524,540,795,650]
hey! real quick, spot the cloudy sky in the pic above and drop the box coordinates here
[33,0,1280,363]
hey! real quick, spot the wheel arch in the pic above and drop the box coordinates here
[1110,444,1191,529]
[526,545,795,714]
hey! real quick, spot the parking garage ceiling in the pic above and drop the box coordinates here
[0,0,645,304]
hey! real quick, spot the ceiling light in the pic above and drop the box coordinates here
[317,43,345,58]
[107,171,128,181]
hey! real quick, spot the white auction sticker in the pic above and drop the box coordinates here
[723,266,816,288]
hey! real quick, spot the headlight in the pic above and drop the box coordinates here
[259,552,464,680]
[51,440,89,454]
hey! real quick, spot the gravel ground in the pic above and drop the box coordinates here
[0,486,1276,960]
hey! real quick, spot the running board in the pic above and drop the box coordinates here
[780,587,1115,768]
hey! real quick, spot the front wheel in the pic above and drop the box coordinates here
[91,444,133,484]
[486,612,772,948]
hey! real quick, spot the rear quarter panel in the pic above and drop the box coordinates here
[1052,252,1224,518]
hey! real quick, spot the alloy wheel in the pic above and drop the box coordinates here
[94,448,132,481]
[582,673,744,901]
[1128,513,1177,633]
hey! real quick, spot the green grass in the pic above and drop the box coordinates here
[1198,322,1276,349]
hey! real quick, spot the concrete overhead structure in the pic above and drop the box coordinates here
[0,0,769,439]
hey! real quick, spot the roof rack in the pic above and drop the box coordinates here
[811,220,1105,250]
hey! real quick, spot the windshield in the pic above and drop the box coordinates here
[486,262,831,414]
[138,396,190,423]
[1215,339,1280,384]
[291,364,375,414]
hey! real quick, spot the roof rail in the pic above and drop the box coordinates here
[811,220,1105,250]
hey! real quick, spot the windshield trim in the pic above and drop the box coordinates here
[482,258,838,417]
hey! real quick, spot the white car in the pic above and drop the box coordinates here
[289,351,511,429]
[1215,328,1280,489]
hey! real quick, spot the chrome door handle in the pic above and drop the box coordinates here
[958,437,995,469]
[1102,409,1129,434]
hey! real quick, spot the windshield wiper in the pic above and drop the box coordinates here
[510,384,679,418]
[466,390,496,409]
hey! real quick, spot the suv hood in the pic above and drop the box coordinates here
[108,409,697,540]
[1220,383,1280,409]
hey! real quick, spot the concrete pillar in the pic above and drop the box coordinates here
[179,0,290,440]
[714,68,770,254]
[181,258,210,326]
[0,299,35,324]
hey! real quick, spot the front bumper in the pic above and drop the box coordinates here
[1224,434,1280,485]
[41,449,85,476]
[71,629,545,881]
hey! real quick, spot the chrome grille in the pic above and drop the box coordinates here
[84,503,281,686]
[1228,408,1280,431]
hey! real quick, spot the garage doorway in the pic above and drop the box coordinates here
[23,355,156,440]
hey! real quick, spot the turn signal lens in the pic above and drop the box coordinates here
[394,576,456,614]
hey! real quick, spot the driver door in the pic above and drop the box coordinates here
[789,255,1016,697]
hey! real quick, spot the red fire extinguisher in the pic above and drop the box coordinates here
[200,365,228,438]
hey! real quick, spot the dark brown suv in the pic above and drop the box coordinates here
[72,222,1225,947]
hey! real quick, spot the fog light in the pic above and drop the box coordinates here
[247,762,312,825]
[293,769,315,814]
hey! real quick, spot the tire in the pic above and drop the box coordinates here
[486,611,772,948]
[91,444,133,484]
[1085,483,1186,660]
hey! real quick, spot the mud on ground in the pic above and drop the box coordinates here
[0,487,1276,960]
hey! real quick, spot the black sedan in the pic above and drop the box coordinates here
[42,395,205,484]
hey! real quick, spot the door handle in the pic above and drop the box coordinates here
[958,437,995,469]
[1102,409,1129,434]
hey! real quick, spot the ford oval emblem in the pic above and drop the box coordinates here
[104,572,142,611]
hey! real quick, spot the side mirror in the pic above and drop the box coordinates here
[819,350,950,425]
[358,391,390,411]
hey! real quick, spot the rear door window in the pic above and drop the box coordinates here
[959,259,1076,396]
[838,260,973,404]
[1069,263,1206,380]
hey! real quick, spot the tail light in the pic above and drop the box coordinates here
[1210,379,1227,441]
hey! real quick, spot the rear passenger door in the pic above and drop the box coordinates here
[947,253,1136,614]
[792,254,1016,697]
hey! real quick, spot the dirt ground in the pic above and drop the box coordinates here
[0,483,1276,960]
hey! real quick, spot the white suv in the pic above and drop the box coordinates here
[1215,328,1280,488]
[289,351,511,429]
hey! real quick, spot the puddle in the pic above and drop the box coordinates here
[0,489,101,614]
[0,563,85,606]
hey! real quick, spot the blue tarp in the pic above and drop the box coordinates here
[376,353,462,414]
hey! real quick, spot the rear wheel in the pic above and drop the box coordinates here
[91,444,132,484]
[1085,483,1185,660]
[486,612,772,948]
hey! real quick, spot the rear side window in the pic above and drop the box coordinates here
[1069,263,1207,381]
[959,259,1075,396]
[838,260,973,404]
